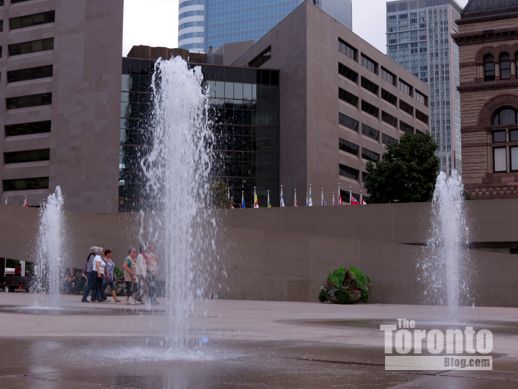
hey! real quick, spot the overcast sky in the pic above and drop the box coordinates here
[123,0,469,56]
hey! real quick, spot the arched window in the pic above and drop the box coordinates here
[500,52,511,80]
[491,107,518,173]
[484,54,495,81]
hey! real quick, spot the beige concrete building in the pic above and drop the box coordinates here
[232,1,430,202]
[454,0,518,199]
[0,0,123,212]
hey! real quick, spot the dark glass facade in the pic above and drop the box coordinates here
[119,58,280,211]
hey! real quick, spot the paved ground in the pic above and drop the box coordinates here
[0,293,518,388]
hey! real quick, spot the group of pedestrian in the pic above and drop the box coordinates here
[81,246,121,303]
[81,245,159,305]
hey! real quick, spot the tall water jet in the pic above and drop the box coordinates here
[142,57,215,349]
[34,186,65,306]
[421,171,470,315]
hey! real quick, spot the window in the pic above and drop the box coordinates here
[494,147,507,172]
[338,38,357,61]
[399,79,413,96]
[382,133,398,146]
[381,89,397,106]
[7,65,53,83]
[512,147,518,171]
[400,121,414,134]
[339,88,359,107]
[339,138,359,155]
[9,10,55,30]
[361,54,378,74]
[382,111,398,128]
[490,107,518,173]
[4,149,50,164]
[8,38,53,56]
[361,77,379,95]
[339,112,359,131]
[0,20,3,32]
[6,93,52,109]
[338,62,358,83]
[493,107,518,125]
[500,53,511,80]
[3,177,49,192]
[361,100,379,118]
[416,109,428,124]
[381,67,396,86]
[339,164,359,180]
[493,130,506,143]
[399,100,414,116]
[484,54,495,81]
[416,90,428,106]
[5,120,51,136]
[248,46,271,68]
[362,148,380,162]
[362,123,380,140]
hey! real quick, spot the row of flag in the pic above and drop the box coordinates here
[3,196,29,207]
[230,184,367,209]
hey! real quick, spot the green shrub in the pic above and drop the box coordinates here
[319,266,372,304]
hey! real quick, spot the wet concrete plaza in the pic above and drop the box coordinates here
[1,294,518,388]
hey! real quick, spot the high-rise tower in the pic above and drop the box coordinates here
[386,0,462,172]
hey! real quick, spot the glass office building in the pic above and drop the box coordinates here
[179,0,352,53]
[386,0,462,172]
[119,58,280,211]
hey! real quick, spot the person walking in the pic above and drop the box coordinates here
[135,246,148,304]
[145,245,159,305]
[81,247,100,303]
[103,249,121,303]
[93,248,107,302]
[123,247,138,304]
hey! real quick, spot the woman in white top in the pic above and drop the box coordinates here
[93,249,107,302]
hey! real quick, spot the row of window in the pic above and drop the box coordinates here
[4,148,49,164]
[8,37,53,56]
[5,120,51,137]
[339,138,381,162]
[483,52,518,81]
[7,65,53,83]
[2,177,49,192]
[338,37,428,107]
[338,112,398,145]
[339,62,424,120]
[339,87,428,127]
[0,10,54,34]
[0,0,35,5]
[6,92,51,109]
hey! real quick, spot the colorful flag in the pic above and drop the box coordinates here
[294,188,298,207]
[332,192,336,206]
[241,191,246,209]
[320,187,325,207]
[22,197,28,208]
[280,185,285,208]
[253,187,259,208]
[267,190,272,208]
[307,184,313,207]
[338,183,343,206]
[349,188,359,205]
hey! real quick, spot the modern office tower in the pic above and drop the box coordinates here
[386,0,462,173]
[0,0,124,212]
[178,0,205,52]
[120,48,280,210]
[453,0,518,199]
[178,0,353,53]
[232,1,429,202]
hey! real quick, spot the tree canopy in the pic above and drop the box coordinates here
[364,133,440,203]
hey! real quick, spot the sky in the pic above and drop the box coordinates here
[123,0,470,56]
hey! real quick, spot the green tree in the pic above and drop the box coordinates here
[364,133,439,203]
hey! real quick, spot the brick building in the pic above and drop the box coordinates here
[454,0,518,199]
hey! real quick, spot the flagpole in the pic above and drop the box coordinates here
[321,187,324,207]
[332,191,335,206]
[338,183,342,206]
[349,186,352,205]
[267,189,271,208]
[294,187,298,207]
[360,190,363,206]
[280,185,285,208]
